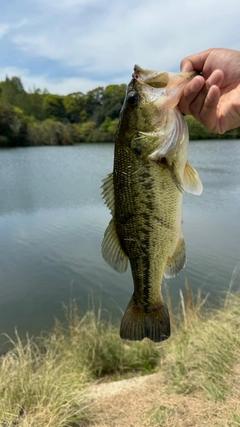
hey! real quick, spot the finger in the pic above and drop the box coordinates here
[186,72,223,128]
[206,69,224,89]
[178,76,205,115]
[180,58,195,73]
[198,85,220,132]
[187,83,211,121]
[180,49,212,73]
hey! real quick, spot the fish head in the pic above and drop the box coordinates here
[133,65,196,108]
[119,65,196,159]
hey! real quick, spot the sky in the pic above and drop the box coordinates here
[0,0,240,95]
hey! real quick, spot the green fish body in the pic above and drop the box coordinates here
[102,66,202,342]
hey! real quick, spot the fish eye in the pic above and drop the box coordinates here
[127,91,138,106]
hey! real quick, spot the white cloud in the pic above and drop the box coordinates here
[11,0,240,70]
[0,23,10,39]
[1,0,240,93]
[0,19,28,38]
[38,0,101,7]
[0,66,108,94]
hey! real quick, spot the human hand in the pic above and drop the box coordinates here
[178,48,240,134]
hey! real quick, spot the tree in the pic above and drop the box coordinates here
[85,87,104,119]
[94,84,126,125]
[0,76,25,105]
[63,92,86,123]
[43,94,66,121]
[27,89,45,120]
[0,103,16,139]
[0,103,28,146]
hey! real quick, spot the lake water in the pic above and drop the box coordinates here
[0,141,240,347]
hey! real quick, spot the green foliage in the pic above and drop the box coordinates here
[43,94,66,121]
[0,103,28,146]
[94,84,126,125]
[75,117,119,142]
[0,103,16,140]
[27,119,76,146]
[25,89,46,120]
[63,92,86,123]
[0,74,239,147]
[99,117,119,141]
[0,76,25,105]
[75,121,97,142]
[85,87,104,119]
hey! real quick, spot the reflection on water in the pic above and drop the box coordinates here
[0,141,240,345]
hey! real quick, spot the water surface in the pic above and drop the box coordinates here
[0,141,240,346]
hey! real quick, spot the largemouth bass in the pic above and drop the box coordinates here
[101,65,202,342]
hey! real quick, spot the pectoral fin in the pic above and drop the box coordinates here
[164,237,186,278]
[161,158,184,194]
[101,173,115,215]
[102,219,128,273]
[183,162,203,195]
[161,159,203,196]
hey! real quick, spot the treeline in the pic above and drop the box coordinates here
[0,76,239,147]
[0,76,125,147]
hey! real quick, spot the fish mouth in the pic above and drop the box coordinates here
[133,65,196,106]
[133,65,170,88]
[133,64,196,88]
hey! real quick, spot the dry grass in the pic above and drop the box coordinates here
[85,287,240,427]
[0,285,240,426]
[163,290,240,401]
[0,302,161,426]
[0,331,88,426]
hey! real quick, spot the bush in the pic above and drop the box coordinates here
[27,119,76,146]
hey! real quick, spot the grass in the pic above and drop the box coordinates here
[162,282,240,401]
[0,330,88,426]
[0,286,240,426]
[147,405,174,425]
[163,302,240,400]
[0,302,161,426]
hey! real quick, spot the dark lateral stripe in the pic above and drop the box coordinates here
[120,212,135,225]
[142,254,151,312]
[142,181,153,191]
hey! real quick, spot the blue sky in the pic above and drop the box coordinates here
[0,0,240,95]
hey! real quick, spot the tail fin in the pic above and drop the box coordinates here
[120,297,170,343]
